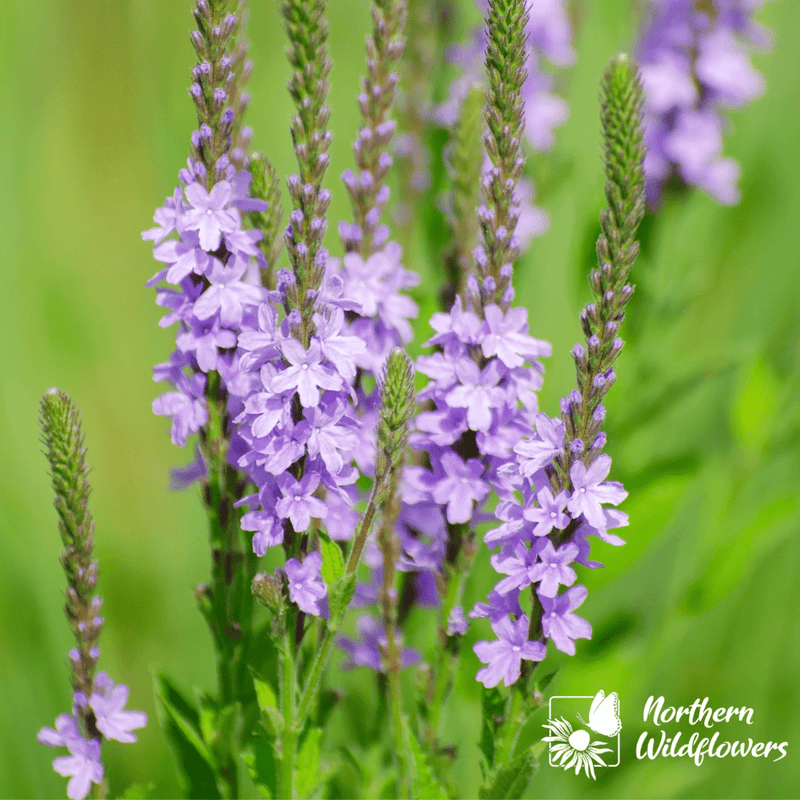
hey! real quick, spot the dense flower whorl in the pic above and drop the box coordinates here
[472,425,629,686]
[636,0,772,205]
[233,295,367,569]
[144,161,268,457]
[397,299,551,580]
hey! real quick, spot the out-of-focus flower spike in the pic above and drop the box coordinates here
[247,152,284,286]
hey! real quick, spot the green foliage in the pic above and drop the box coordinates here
[318,531,345,590]
[404,715,448,799]
[295,727,323,798]
[241,735,278,799]
[153,674,222,799]
[478,748,537,800]
[479,686,506,771]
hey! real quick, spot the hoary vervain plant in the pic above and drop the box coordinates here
[31,0,775,796]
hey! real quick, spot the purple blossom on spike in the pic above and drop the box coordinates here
[635,0,772,205]
[473,614,547,688]
[285,551,327,616]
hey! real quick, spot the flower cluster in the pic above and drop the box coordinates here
[145,165,267,454]
[39,675,147,800]
[233,296,367,576]
[400,300,552,583]
[471,432,629,686]
[636,0,772,205]
[38,391,146,800]
[471,53,646,687]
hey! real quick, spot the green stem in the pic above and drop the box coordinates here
[278,624,298,800]
[295,469,389,729]
[495,684,525,765]
[427,531,476,745]
[388,669,410,798]
[201,370,248,798]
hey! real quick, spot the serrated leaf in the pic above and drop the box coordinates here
[480,687,505,770]
[252,676,283,737]
[534,670,558,697]
[318,532,345,589]
[153,674,221,799]
[241,735,277,799]
[478,749,537,800]
[328,572,357,627]
[404,715,448,799]
[296,727,323,798]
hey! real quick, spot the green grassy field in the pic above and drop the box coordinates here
[2,0,799,797]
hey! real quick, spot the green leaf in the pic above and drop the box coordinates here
[328,572,357,627]
[478,748,537,800]
[404,715,448,799]
[318,532,345,589]
[153,674,221,799]
[252,675,284,737]
[241,735,278,799]
[480,687,506,771]
[296,727,323,798]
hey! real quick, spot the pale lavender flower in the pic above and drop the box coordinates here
[339,615,420,672]
[473,614,547,688]
[270,339,344,408]
[540,585,592,655]
[566,454,628,530]
[89,672,147,744]
[285,551,327,616]
[182,181,240,250]
[38,715,103,800]
[276,473,328,533]
[522,486,569,537]
[528,540,578,597]
[447,605,469,636]
[635,0,772,204]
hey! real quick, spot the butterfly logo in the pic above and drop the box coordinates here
[578,689,622,737]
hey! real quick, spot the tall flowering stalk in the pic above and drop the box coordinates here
[143,1,269,794]
[399,0,553,753]
[37,391,146,800]
[473,53,644,731]
[635,0,771,205]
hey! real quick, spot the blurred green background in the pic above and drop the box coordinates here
[2,0,799,797]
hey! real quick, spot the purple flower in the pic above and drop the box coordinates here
[635,0,771,205]
[446,605,468,636]
[528,540,578,598]
[540,585,592,655]
[285,551,327,616]
[473,614,547,688]
[445,359,506,432]
[481,304,552,369]
[513,412,565,476]
[271,338,344,408]
[241,510,284,556]
[522,486,569,537]
[276,472,328,532]
[152,379,208,447]
[88,673,147,744]
[38,715,104,800]
[193,255,263,328]
[182,180,240,251]
[490,541,541,595]
[469,588,522,623]
[430,452,489,524]
[566,454,627,529]
[338,615,420,672]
